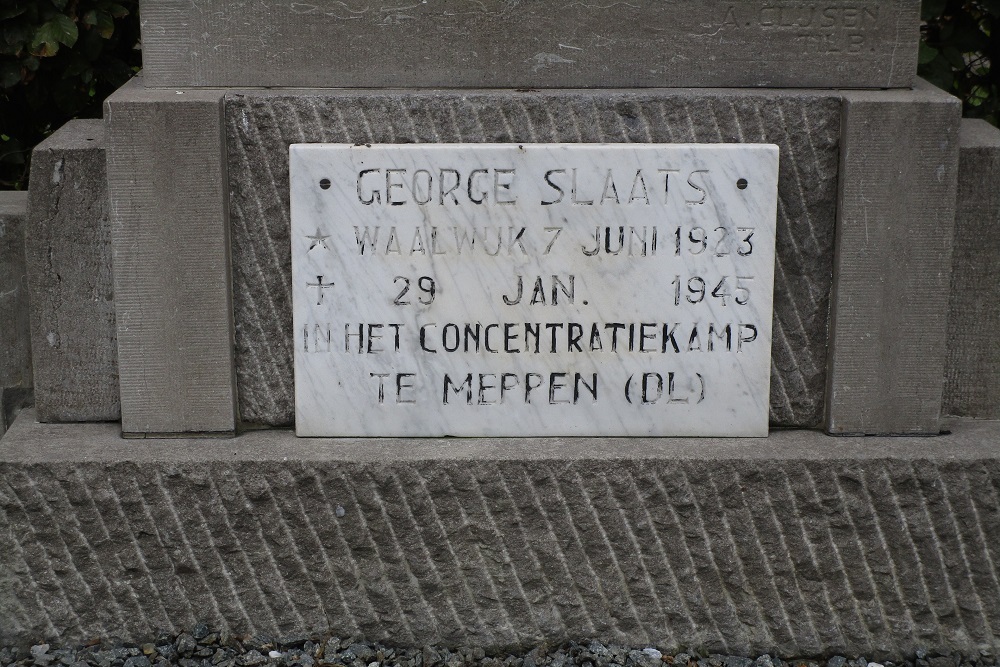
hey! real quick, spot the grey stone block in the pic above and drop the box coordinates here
[2,408,1000,655]
[105,78,237,436]
[826,82,961,435]
[25,119,120,423]
[226,89,841,429]
[0,191,31,435]
[944,119,1000,419]
[138,0,919,90]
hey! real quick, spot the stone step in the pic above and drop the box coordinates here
[2,408,999,655]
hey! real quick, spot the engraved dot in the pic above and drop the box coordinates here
[583,300,589,305]
[737,178,749,190]
[319,178,332,190]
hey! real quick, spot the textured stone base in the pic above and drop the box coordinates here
[2,410,999,656]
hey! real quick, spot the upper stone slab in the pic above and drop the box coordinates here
[137,0,919,89]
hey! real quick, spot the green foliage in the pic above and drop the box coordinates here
[0,0,140,190]
[920,0,999,126]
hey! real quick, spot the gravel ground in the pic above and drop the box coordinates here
[0,629,995,667]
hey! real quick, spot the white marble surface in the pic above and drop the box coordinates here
[290,144,779,437]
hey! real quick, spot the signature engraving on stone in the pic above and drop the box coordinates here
[714,3,882,55]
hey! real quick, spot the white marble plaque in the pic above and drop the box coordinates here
[290,144,779,437]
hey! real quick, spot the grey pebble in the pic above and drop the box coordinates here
[349,646,375,664]
[175,636,197,660]
[626,650,658,667]
[31,646,53,667]
[238,651,268,667]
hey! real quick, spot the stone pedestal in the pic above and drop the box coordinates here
[10,0,997,655]
[101,80,961,436]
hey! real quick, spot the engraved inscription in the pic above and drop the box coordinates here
[717,3,882,55]
[290,144,779,437]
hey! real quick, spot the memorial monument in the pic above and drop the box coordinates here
[1,0,1000,658]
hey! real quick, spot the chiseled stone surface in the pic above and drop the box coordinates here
[945,119,1000,419]
[2,409,1000,655]
[0,191,31,435]
[227,89,841,428]
[25,119,119,423]
[290,143,779,436]
[138,0,919,89]
[826,84,961,435]
[105,79,236,435]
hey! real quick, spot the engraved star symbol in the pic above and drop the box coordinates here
[306,228,330,251]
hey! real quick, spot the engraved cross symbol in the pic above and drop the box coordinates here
[307,275,335,305]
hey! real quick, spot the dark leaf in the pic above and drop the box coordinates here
[32,14,78,55]
[918,55,956,90]
[0,61,23,87]
[0,7,29,20]
[922,0,947,20]
[918,42,939,65]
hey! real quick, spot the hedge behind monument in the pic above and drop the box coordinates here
[0,0,140,190]
[920,0,999,126]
